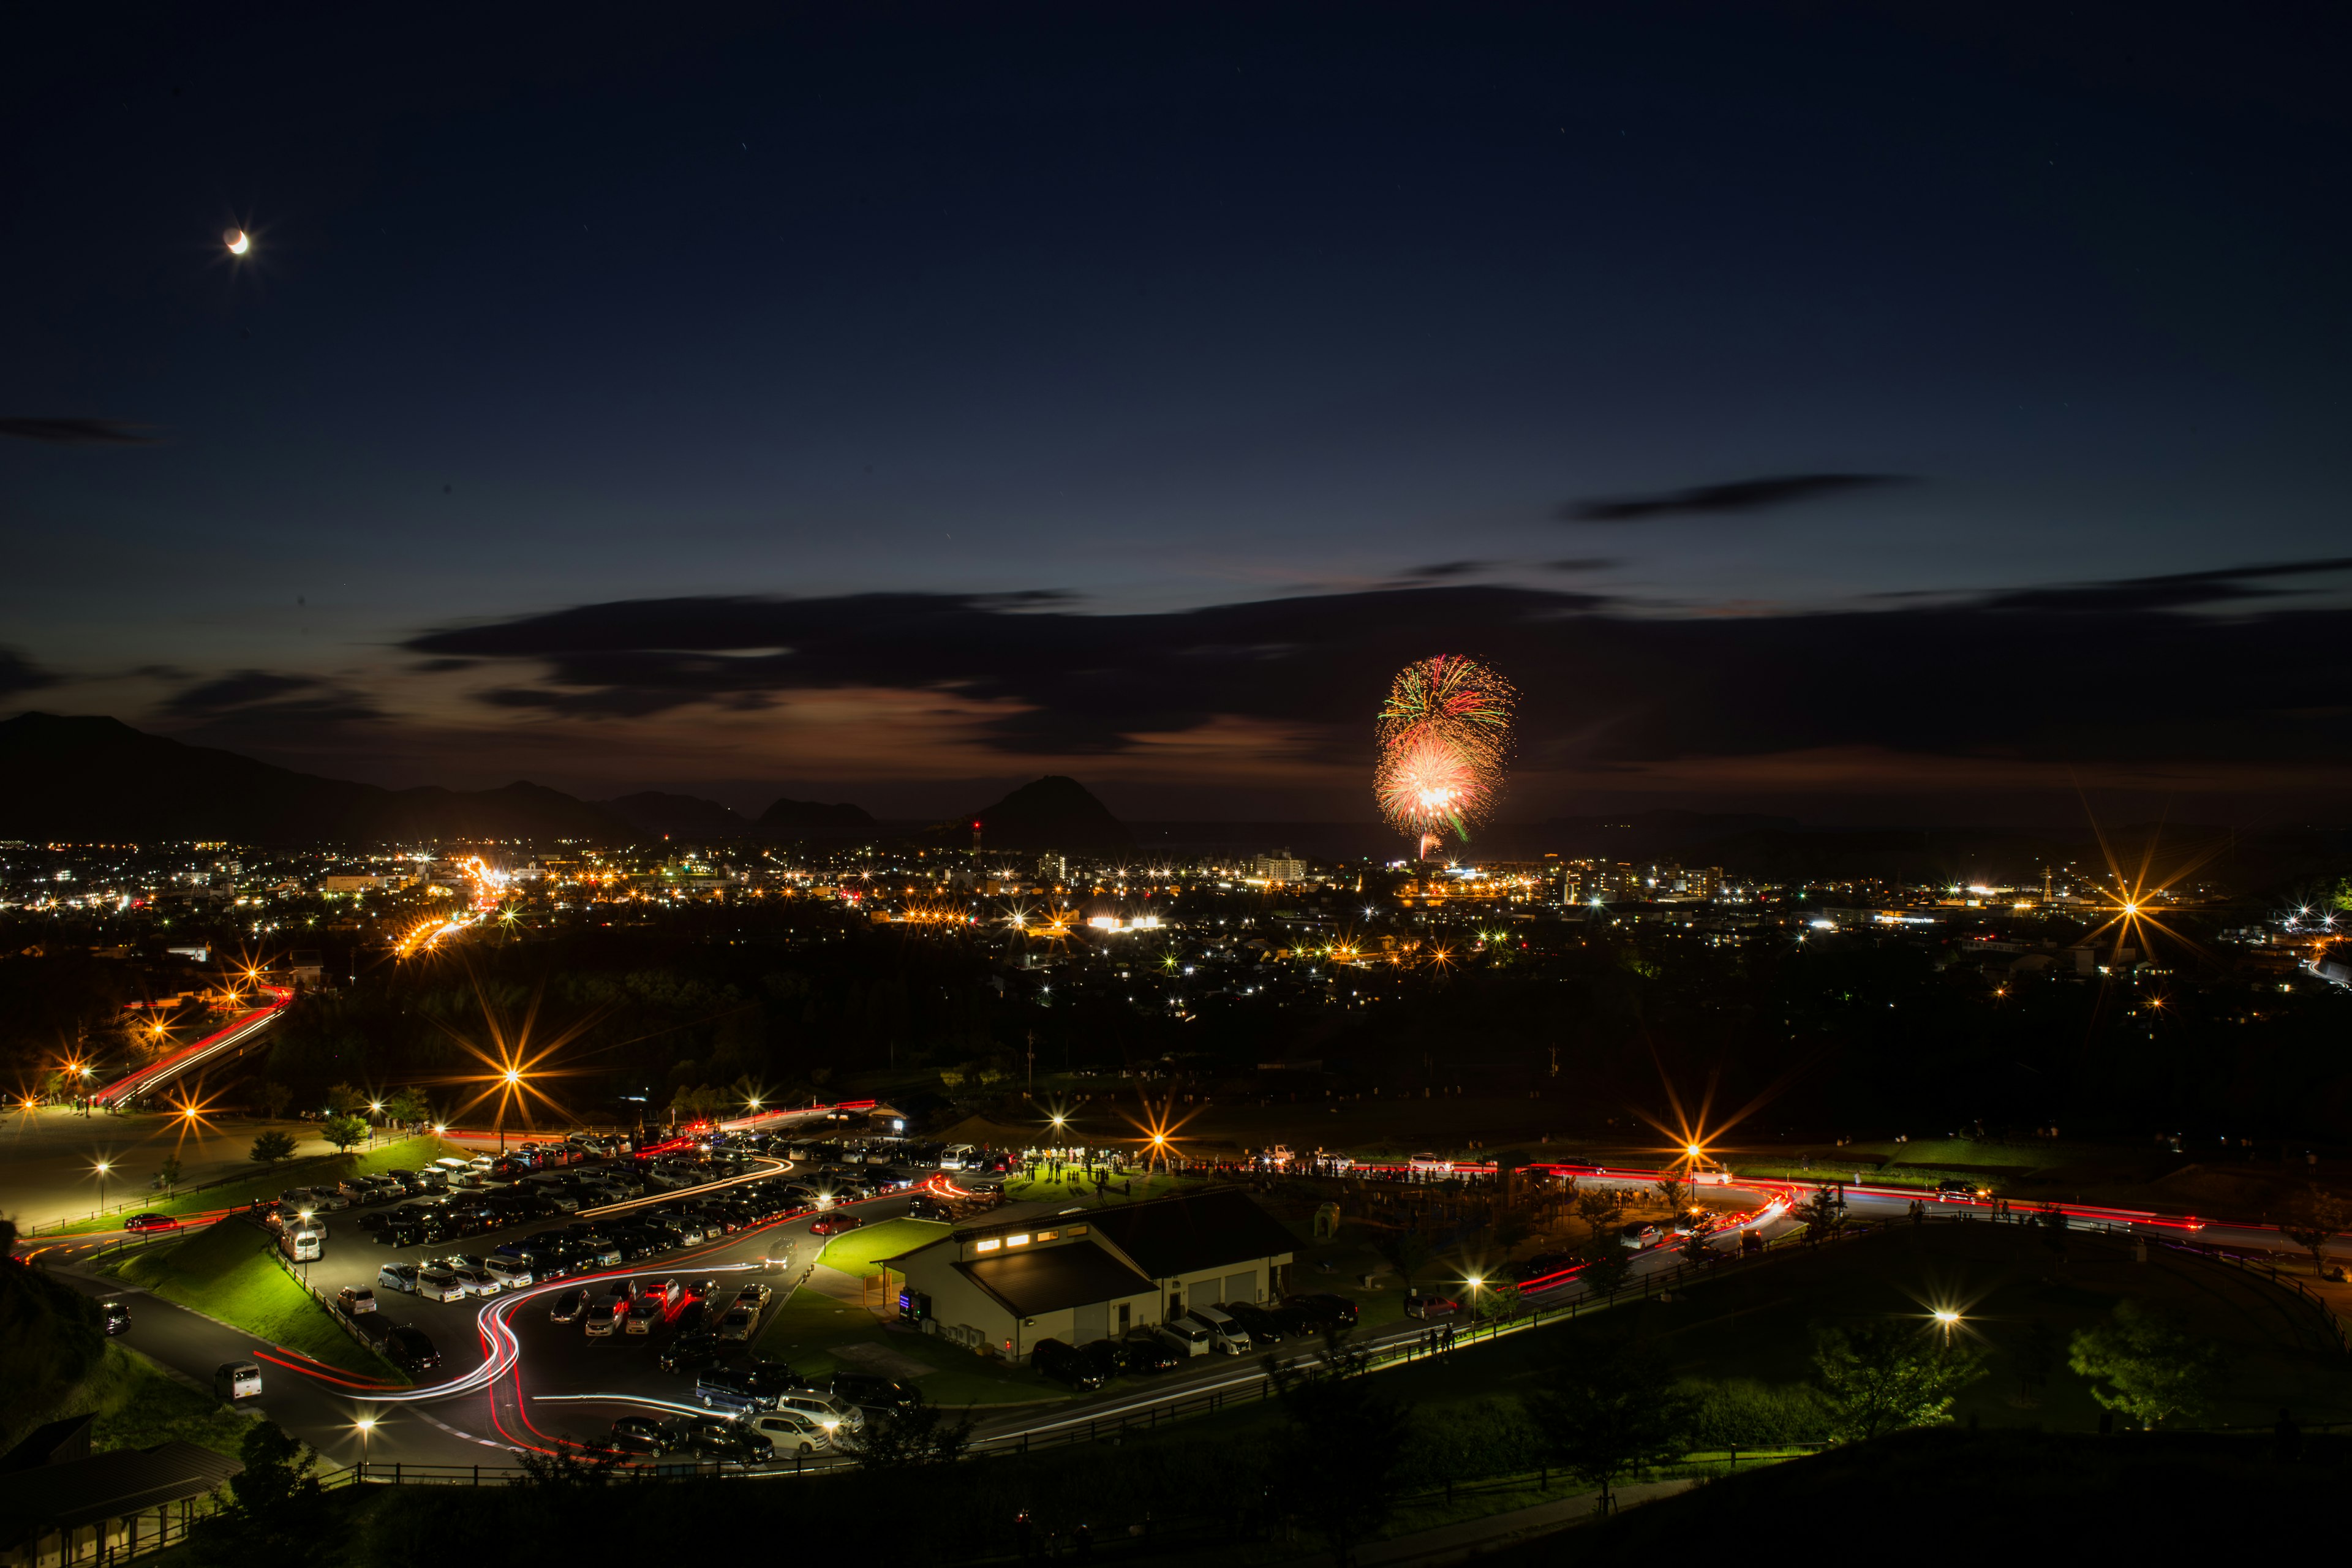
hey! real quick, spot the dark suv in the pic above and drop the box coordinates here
[1030,1338,1105,1391]
[383,1326,440,1372]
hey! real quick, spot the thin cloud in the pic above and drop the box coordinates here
[0,417,159,445]
[1564,472,1912,522]
[0,647,58,697]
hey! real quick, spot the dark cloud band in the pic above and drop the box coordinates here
[1565,472,1912,522]
[406,560,2352,766]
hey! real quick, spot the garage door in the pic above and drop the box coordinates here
[1071,1300,1108,1345]
[1223,1270,1257,1305]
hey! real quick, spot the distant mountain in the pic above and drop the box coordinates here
[0,713,626,843]
[604,791,751,839]
[970,775,1133,854]
[756,794,877,842]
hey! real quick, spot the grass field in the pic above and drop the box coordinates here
[750,1286,1066,1407]
[51,1134,467,1235]
[110,1218,404,1382]
[815,1218,949,1276]
[88,1344,254,1457]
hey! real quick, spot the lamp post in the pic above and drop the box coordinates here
[499,1071,520,1153]
[1933,1308,1961,1347]
[355,1415,376,1474]
[94,1159,111,1216]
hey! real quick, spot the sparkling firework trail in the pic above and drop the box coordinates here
[1374,654,1515,853]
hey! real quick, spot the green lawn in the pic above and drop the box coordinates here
[750,1286,1066,1408]
[110,1218,404,1382]
[51,1134,467,1235]
[816,1218,950,1276]
[88,1344,254,1458]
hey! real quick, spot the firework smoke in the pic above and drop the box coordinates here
[1375,654,1516,855]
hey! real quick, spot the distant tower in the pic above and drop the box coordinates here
[972,820,983,859]
[2043,865,2053,904]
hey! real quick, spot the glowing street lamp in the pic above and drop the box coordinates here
[1932,1308,1961,1346]
[354,1414,377,1469]
[93,1159,111,1215]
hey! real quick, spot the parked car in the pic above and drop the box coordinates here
[625,1297,665,1335]
[1121,1336,1182,1374]
[483,1256,534,1289]
[337,1286,379,1316]
[658,1332,722,1374]
[1220,1302,1286,1343]
[1032,1338,1106,1390]
[376,1263,420,1294]
[1284,1292,1360,1327]
[122,1213,181,1234]
[586,1298,625,1336]
[450,1267,501,1298]
[1153,1318,1212,1358]
[772,1390,862,1434]
[1077,1340,1129,1382]
[608,1416,669,1456]
[716,1306,755,1341]
[809,1213,865,1237]
[1188,1306,1252,1354]
[416,1267,467,1303]
[1403,1293,1460,1319]
[1617,1221,1660,1249]
[383,1326,440,1372]
[744,1409,833,1457]
[100,1300,131,1335]
[548,1287,590,1323]
[828,1374,920,1415]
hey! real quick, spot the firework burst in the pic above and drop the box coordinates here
[1374,654,1516,855]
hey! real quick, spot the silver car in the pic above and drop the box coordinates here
[416,1267,467,1303]
[450,1267,501,1298]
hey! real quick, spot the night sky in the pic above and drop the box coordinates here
[7,8,2350,826]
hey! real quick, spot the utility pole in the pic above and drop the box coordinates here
[1025,1030,1035,1098]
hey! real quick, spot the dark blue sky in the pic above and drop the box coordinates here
[6,6,2349,823]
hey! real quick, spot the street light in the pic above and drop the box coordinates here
[355,1415,377,1470]
[94,1159,111,1216]
[1932,1308,1961,1346]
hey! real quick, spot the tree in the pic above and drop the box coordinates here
[1273,1340,1411,1567]
[1575,1187,1626,1243]
[154,1155,183,1195]
[249,1130,298,1164]
[2068,1300,2223,1430]
[188,1420,321,1568]
[382,1085,431,1125]
[322,1114,369,1152]
[259,1082,294,1120]
[1372,1227,1436,1292]
[1653,1174,1689,1215]
[2279,1187,2350,1274]
[1523,1343,1695,1514]
[1795,1188,1844,1246]
[322,1082,368,1115]
[1472,1279,1523,1322]
[1811,1320,1985,1442]
[854,1396,974,1469]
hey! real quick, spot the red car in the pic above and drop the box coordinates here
[123,1213,181,1234]
[809,1213,864,1237]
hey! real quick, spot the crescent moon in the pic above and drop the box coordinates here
[224,229,251,256]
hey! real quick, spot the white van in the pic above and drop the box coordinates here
[1189,1305,1252,1354]
[746,1409,834,1456]
[1154,1318,1212,1357]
